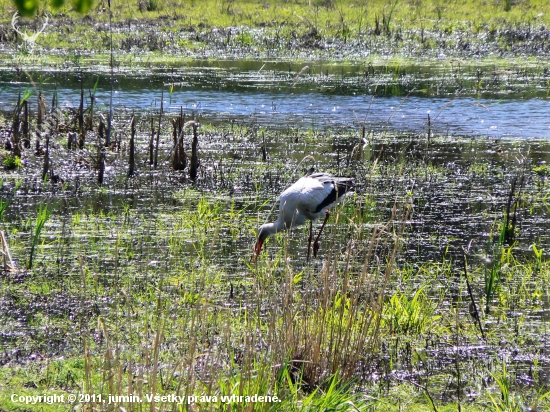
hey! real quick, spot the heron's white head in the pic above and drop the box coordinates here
[251,224,272,261]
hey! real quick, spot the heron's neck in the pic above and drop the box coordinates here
[260,220,286,238]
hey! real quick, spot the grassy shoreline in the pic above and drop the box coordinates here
[1,0,550,68]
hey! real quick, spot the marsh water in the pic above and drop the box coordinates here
[2,62,550,260]
[2,61,550,402]
[2,62,550,137]
[2,62,550,281]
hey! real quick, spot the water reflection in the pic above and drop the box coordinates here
[1,66,549,138]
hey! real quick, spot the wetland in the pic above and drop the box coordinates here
[1,1,550,411]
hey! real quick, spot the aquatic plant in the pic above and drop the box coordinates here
[2,155,22,170]
[484,175,525,314]
[0,180,21,221]
[383,287,441,335]
[27,202,52,269]
[488,362,522,412]
[0,88,549,411]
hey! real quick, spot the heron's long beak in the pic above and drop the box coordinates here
[250,240,263,262]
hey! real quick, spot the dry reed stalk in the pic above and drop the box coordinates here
[78,78,85,149]
[99,318,115,401]
[67,132,76,150]
[149,117,155,166]
[461,253,485,340]
[149,300,166,412]
[172,119,178,163]
[261,131,268,162]
[11,93,21,158]
[87,92,95,132]
[22,100,30,148]
[37,92,45,135]
[190,121,199,180]
[154,89,163,168]
[172,108,187,171]
[268,197,411,388]
[35,93,45,156]
[290,65,309,88]
[79,256,93,395]
[128,115,136,177]
[178,309,199,405]
[1,231,15,272]
[97,146,105,184]
[50,88,59,133]
[98,114,106,141]
[41,132,49,180]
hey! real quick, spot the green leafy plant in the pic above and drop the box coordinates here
[532,164,550,178]
[383,287,441,335]
[13,0,93,16]
[3,155,22,170]
[28,203,53,269]
[488,363,522,411]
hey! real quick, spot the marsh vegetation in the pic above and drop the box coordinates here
[1,1,550,411]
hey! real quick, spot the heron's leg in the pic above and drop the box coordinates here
[307,220,313,261]
[313,210,330,257]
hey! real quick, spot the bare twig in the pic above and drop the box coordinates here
[1,231,15,272]
[462,251,486,340]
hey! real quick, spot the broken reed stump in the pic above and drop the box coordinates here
[36,92,46,154]
[172,108,186,171]
[98,113,106,142]
[67,132,77,150]
[40,93,51,181]
[190,121,199,181]
[154,89,164,168]
[87,92,95,132]
[97,111,105,184]
[34,136,41,156]
[78,78,85,149]
[149,117,155,167]
[50,86,59,132]
[22,100,30,149]
[128,115,136,177]
[97,146,105,184]
[261,131,268,162]
[11,93,21,158]
[42,132,50,181]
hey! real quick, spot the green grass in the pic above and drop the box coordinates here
[1,140,549,411]
[31,0,547,32]
[26,202,52,269]
[1,0,550,69]
[2,155,22,170]
[1,85,550,410]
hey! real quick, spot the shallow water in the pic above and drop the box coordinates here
[1,63,550,138]
[1,62,550,403]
